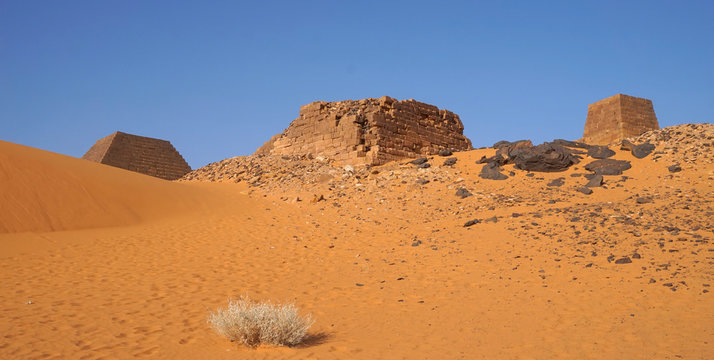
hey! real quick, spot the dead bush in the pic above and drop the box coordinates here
[208,296,314,347]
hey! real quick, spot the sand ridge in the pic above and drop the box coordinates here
[1,125,712,359]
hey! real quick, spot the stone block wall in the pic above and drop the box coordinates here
[256,96,472,166]
[82,132,191,180]
[583,94,659,145]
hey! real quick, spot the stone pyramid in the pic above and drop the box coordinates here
[255,96,473,166]
[583,94,659,145]
[82,131,191,180]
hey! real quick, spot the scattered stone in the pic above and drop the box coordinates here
[636,197,652,204]
[622,140,656,158]
[438,149,453,157]
[668,164,682,173]
[577,187,593,195]
[410,158,429,165]
[343,165,354,172]
[547,178,565,187]
[587,146,615,159]
[415,178,430,185]
[311,194,325,203]
[479,162,508,180]
[463,219,481,227]
[418,162,431,169]
[586,174,604,187]
[615,257,632,264]
[584,159,632,175]
[455,188,473,199]
[443,157,457,166]
[411,239,422,247]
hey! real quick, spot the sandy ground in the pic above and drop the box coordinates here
[1,139,712,359]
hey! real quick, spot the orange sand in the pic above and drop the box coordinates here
[1,140,712,359]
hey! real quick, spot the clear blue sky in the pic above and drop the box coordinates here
[2,1,712,169]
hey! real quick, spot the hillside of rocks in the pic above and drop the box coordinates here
[182,123,713,294]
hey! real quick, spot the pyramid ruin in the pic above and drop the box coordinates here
[255,96,473,166]
[82,131,191,180]
[583,94,659,145]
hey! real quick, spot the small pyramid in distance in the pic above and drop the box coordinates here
[82,131,191,180]
[583,94,659,145]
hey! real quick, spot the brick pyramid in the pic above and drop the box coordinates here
[583,94,659,145]
[256,96,473,166]
[82,131,191,180]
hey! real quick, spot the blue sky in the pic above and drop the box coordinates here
[2,1,712,169]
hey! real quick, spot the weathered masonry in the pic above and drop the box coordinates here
[256,96,473,166]
[82,131,191,180]
[583,94,659,145]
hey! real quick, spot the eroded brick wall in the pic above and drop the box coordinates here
[256,96,472,165]
[82,132,191,180]
[583,94,658,145]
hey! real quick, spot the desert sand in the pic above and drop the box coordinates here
[1,126,713,359]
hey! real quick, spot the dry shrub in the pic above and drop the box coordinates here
[208,296,314,347]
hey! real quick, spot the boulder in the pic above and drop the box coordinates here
[479,162,508,180]
[511,143,580,172]
[584,159,632,175]
[587,146,615,159]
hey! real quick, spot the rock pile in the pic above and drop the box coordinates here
[627,123,714,165]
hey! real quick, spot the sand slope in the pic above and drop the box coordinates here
[1,135,712,359]
[0,140,229,233]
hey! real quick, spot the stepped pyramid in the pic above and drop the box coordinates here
[82,131,191,180]
[583,94,659,145]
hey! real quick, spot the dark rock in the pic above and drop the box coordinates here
[409,157,428,165]
[587,146,616,159]
[525,173,535,177]
[615,257,632,264]
[622,140,655,158]
[632,143,655,158]
[668,164,682,173]
[418,162,431,169]
[632,253,641,259]
[455,188,473,199]
[463,219,481,227]
[511,143,580,172]
[477,154,508,166]
[415,178,430,185]
[438,149,453,157]
[584,159,632,175]
[493,139,533,150]
[586,174,604,187]
[547,178,565,187]
[577,187,593,195]
[485,216,498,223]
[636,197,652,204]
[479,162,508,180]
[443,157,457,166]
[411,239,422,247]
[552,139,592,149]
[494,140,535,159]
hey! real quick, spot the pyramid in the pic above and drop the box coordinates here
[82,131,191,180]
[255,96,473,166]
[583,94,659,145]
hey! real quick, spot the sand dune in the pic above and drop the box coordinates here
[0,140,233,234]
[1,135,712,359]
